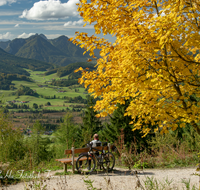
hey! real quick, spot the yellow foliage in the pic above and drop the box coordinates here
[72,0,200,135]
[74,67,83,73]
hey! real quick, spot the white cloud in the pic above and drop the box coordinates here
[0,32,14,39]
[14,24,19,27]
[64,19,84,27]
[64,21,72,26]
[20,0,79,20]
[0,0,16,6]
[17,32,36,38]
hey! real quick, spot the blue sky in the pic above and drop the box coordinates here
[0,0,114,41]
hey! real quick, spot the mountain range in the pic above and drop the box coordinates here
[0,34,97,67]
[0,47,53,76]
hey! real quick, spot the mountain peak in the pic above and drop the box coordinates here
[53,35,69,42]
[1,34,92,66]
[27,33,47,41]
[39,34,48,40]
[58,35,69,39]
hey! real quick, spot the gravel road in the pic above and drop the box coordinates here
[2,167,199,190]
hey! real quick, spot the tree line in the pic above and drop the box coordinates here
[0,74,31,90]
[12,85,38,96]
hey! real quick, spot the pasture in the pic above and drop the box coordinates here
[0,69,87,109]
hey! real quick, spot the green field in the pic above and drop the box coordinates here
[0,69,87,109]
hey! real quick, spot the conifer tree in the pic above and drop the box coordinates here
[53,113,81,157]
[27,120,53,166]
[100,100,151,149]
[81,96,103,145]
[0,110,25,162]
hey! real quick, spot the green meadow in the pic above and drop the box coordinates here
[0,69,87,109]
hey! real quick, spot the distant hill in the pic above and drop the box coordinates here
[5,38,26,54]
[45,62,95,87]
[45,62,95,78]
[0,34,98,66]
[16,35,67,63]
[57,62,95,77]
[0,40,11,50]
[0,47,53,76]
[49,35,90,58]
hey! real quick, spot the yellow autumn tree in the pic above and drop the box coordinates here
[71,0,200,136]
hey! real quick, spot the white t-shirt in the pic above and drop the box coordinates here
[90,139,102,147]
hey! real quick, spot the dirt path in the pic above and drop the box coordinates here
[2,167,199,190]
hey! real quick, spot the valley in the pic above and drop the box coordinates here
[0,33,99,132]
[0,68,89,131]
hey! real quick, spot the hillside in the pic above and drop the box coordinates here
[5,38,26,54]
[0,34,95,66]
[45,62,95,77]
[43,62,95,87]
[0,40,10,50]
[0,47,53,75]
[49,35,90,58]
[15,35,67,64]
[0,69,88,110]
[57,62,95,77]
